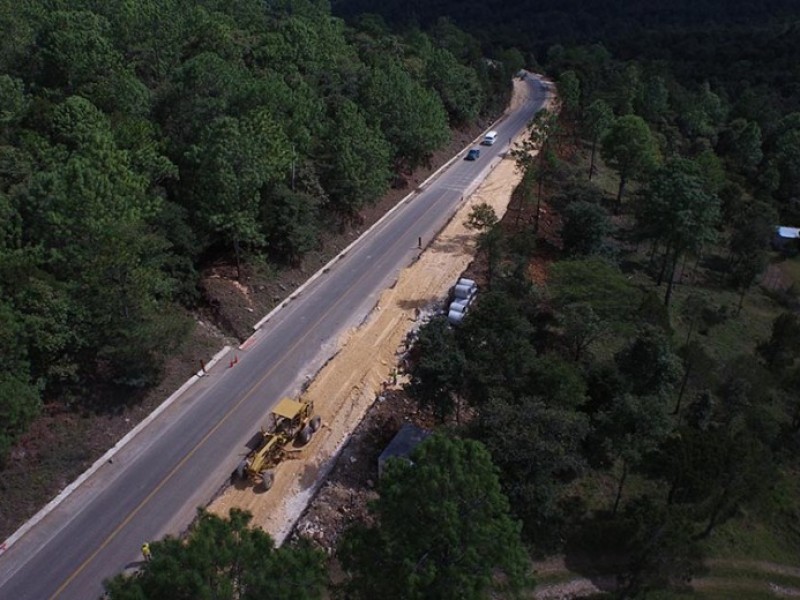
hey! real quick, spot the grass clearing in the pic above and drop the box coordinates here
[705,518,799,567]
[703,467,800,565]
[668,284,775,363]
[702,565,800,588]
[604,201,800,571]
[612,239,781,366]
[777,255,800,282]
[533,147,800,599]
[590,163,621,201]
[532,568,583,586]
[648,587,783,599]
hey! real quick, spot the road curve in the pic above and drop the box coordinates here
[0,74,551,600]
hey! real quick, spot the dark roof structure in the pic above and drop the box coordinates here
[378,423,430,478]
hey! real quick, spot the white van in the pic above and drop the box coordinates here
[482,130,498,146]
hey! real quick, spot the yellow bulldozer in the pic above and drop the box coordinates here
[235,397,321,491]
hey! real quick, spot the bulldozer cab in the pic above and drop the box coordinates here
[272,397,312,433]
[273,397,305,420]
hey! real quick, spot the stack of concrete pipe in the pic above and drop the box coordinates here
[447,278,478,325]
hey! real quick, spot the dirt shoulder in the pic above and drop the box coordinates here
[207,78,545,542]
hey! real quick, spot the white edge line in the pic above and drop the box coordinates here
[1,345,234,554]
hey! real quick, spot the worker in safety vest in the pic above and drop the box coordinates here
[141,542,152,562]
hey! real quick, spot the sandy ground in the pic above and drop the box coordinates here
[207,77,553,543]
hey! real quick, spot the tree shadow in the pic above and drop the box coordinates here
[617,256,647,276]
[229,475,251,491]
[77,383,149,417]
[560,515,632,595]
[298,448,351,492]
[243,430,265,450]
[427,233,474,256]
[560,552,623,594]
[698,252,729,279]
[395,297,444,312]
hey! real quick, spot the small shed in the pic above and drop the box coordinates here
[772,226,800,253]
[378,424,430,478]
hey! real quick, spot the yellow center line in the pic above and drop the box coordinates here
[51,184,453,599]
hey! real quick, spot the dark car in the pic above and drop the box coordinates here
[465,148,481,161]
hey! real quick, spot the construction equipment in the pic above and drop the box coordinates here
[235,397,321,491]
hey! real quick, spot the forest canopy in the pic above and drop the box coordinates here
[0,0,516,462]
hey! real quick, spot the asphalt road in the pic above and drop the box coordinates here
[0,74,550,600]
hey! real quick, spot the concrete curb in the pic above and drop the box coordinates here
[1,345,233,555]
